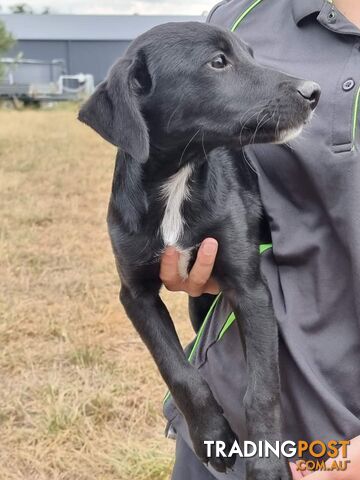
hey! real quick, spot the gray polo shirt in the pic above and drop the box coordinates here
[165,1,360,478]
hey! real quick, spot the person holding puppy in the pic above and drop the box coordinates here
[161,0,360,478]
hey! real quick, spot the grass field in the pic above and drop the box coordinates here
[0,108,193,480]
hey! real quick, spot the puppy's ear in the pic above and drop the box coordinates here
[78,52,151,163]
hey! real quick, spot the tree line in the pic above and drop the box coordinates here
[0,3,52,14]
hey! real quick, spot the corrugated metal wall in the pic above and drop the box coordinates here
[7,40,131,84]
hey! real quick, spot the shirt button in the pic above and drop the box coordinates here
[343,79,355,91]
[328,10,337,23]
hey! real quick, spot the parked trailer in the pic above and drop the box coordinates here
[0,58,94,106]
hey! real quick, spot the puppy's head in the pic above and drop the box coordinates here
[79,22,320,161]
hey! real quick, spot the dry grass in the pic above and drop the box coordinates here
[0,108,193,480]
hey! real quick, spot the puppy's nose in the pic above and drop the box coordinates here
[297,81,321,110]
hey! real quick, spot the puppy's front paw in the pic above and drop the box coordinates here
[247,456,292,480]
[190,412,237,473]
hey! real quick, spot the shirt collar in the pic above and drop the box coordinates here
[292,0,328,24]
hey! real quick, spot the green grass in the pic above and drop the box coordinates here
[0,110,193,480]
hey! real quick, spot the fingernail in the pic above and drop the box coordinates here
[164,247,177,257]
[202,240,218,256]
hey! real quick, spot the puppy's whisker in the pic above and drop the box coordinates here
[258,112,274,132]
[238,102,265,132]
[275,111,281,140]
[240,107,266,144]
[201,131,209,162]
[251,111,274,144]
[179,129,201,166]
[238,100,268,125]
[239,110,259,144]
[243,151,258,174]
[250,111,268,144]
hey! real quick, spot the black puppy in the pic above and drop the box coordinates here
[79,22,320,479]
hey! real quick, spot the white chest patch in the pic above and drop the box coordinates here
[160,164,193,246]
[160,164,193,280]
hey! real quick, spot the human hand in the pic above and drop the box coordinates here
[160,238,220,297]
[290,436,360,479]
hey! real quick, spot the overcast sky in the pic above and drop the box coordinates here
[0,0,212,15]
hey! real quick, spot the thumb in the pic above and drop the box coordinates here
[290,462,306,479]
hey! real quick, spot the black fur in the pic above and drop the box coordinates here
[79,22,320,480]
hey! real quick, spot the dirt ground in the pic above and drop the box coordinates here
[0,108,194,480]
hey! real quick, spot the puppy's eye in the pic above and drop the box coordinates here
[210,54,228,69]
